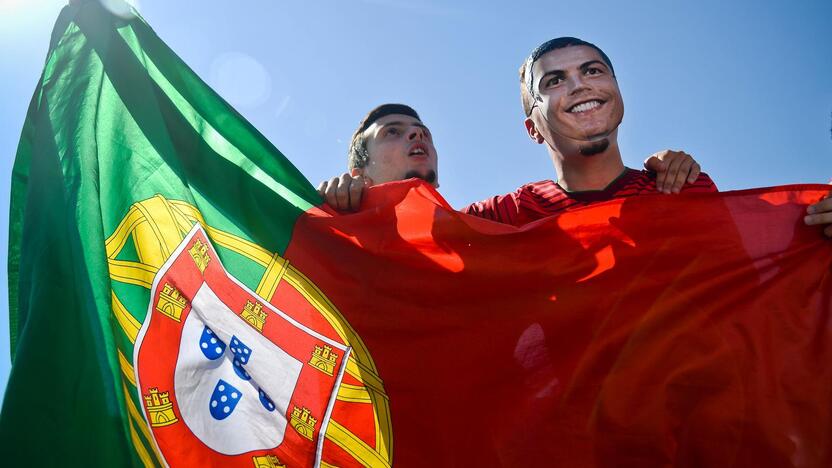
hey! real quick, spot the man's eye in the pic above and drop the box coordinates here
[586,67,602,75]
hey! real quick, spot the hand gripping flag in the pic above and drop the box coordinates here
[3,1,832,467]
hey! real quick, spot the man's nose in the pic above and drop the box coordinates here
[408,126,427,140]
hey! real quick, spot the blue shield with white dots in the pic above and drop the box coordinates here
[229,335,252,380]
[173,285,305,455]
[259,387,276,412]
[230,336,251,364]
[199,326,226,360]
[232,357,251,380]
[209,379,242,420]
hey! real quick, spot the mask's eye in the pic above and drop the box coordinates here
[544,75,563,88]
[385,127,400,136]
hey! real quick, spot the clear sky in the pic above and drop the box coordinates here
[0,0,830,402]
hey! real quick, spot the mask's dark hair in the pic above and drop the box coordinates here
[519,37,615,117]
[348,104,421,169]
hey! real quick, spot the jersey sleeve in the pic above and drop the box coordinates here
[462,190,522,226]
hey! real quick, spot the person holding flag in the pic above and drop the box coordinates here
[318,102,709,218]
[318,38,832,235]
[4,2,832,466]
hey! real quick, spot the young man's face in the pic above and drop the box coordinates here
[353,114,439,186]
[526,45,624,155]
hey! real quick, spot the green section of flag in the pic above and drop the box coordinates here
[2,0,319,464]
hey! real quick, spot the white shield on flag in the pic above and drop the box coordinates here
[133,224,350,467]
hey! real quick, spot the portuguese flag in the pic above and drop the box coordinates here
[3,1,832,466]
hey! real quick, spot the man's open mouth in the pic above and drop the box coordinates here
[568,100,604,113]
[408,143,429,157]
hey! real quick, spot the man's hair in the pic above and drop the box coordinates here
[519,37,615,117]
[348,104,421,170]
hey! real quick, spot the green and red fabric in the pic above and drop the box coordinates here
[4,1,832,466]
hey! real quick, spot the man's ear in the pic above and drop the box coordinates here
[350,167,364,177]
[524,117,545,144]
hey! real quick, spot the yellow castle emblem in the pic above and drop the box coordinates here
[290,406,317,440]
[241,300,267,332]
[155,283,187,322]
[189,238,211,273]
[143,388,179,427]
[252,455,286,468]
[308,345,338,377]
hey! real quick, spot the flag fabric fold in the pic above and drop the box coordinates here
[3,1,831,467]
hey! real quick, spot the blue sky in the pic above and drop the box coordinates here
[0,0,830,401]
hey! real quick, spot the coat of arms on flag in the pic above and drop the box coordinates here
[135,224,348,464]
[107,196,393,467]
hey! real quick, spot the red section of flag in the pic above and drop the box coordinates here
[285,181,832,467]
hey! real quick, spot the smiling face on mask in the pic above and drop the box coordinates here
[525,45,624,157]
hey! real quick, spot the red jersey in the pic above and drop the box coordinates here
[463,168,718,227]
